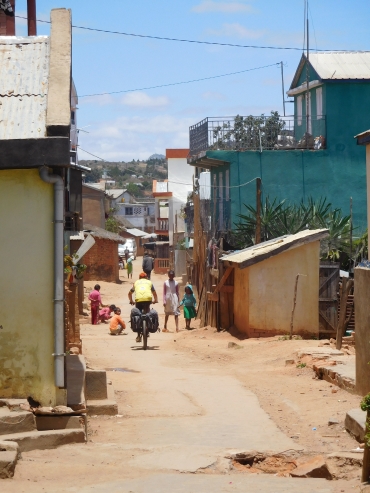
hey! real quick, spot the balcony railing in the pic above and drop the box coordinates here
[156,219,169,231]
[189,115,326,157]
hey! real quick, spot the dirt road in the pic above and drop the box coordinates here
[5,260,362,492]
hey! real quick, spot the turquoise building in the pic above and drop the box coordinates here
[188,52,370,232]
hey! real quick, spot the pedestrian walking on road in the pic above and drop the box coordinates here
[142,252,154,280]
[88,284,105,325]
[163,270,180,332]
[126,256,133,279]
[180,285,197,330]
[124,246,130,262]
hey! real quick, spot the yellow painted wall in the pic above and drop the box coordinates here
[233,242,320,338]
[0,169,58,405]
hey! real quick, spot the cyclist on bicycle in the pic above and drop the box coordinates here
[128,272,158,343]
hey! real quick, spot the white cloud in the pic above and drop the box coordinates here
[121,92,170,108]
[80,94,115,106]
[78,115,193,162]
[192,1,254,13]
[206,23,265,39]
[202,91,227,101]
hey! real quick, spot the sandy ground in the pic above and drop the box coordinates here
[4,258,363,492]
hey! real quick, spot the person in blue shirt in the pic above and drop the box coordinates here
[180,285,197,330]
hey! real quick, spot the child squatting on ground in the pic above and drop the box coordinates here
[180,285,197,330]
[109,307,126,335]
[99,304,116,324]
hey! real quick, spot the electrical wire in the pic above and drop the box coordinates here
[78,63,280,98]
[14,15,367,53]
[77,147,105,161]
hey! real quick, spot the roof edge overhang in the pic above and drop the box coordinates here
[287,79,323,97]
[222,229,329,270]
[355,129,370,146]
[187,151,229,169]
[0,137,70,169]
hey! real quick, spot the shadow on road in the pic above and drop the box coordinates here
[130,345,160,351]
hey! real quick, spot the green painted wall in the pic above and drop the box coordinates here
[207,72,370,231]
[207,148,367,230]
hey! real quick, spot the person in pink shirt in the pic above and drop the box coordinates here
[88,284,105,325]
[99,304,116,324]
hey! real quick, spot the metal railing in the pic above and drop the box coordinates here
[189,115,326,156]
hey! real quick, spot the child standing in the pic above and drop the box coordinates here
[109,307,126,335]
[88,284,105,325]
[180,285,197,330]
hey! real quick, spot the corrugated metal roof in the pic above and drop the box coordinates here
[0,36,50,139]
[221,229,328,270]
[310,52,370,80]
[310,51,370,79]
[107,189,127,199]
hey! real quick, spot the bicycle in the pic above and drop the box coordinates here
[130,302,158,350]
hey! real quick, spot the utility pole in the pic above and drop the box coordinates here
[280,61,286,117]
[255,178,262,244]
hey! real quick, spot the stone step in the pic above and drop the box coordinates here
[0,428,85,452]
[87,399,118,416]
[0,449,18,479]
[345,408,366,442]
[0,399,28,412]
[36,414,85,432]
[0,408,36,435]
[85,370,108,400]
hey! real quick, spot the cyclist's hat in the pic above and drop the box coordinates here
[139,272,148,278]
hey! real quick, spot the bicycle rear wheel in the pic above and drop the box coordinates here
[142,320,148,350]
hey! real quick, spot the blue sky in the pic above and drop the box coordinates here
[15,0,370,161]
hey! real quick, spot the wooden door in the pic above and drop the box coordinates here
[319,262,340,336]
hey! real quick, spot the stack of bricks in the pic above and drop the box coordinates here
[71,238,119,283]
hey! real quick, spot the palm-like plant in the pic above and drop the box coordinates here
[232,197,352,263]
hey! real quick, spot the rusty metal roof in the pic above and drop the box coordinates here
[0,36,50,139]
[221,229,329,270]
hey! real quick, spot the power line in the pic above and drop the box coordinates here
[79,63,280,98]
[78,147,105,161]
[15,15,366,53]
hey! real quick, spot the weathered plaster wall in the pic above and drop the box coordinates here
[82,186,105,229]
[233,242,320,338]
[354,267,370,396]
[0,169,57,405]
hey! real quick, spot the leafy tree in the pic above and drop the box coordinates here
[212,112,285,151]
[85,168,101,183]
[105,208,121,234]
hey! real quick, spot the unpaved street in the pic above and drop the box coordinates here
[5,262,362,492]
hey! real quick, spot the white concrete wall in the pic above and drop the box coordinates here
[168,157,193,245]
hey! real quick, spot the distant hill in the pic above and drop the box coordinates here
[149,153,165,160]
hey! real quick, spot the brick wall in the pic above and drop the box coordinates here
[71,238,119,283]
[0,12,7,35]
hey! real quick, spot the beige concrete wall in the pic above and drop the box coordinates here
[0,169,57,405]
[46,9,72,132]
[233,242,320,338]
[354,267,370,396]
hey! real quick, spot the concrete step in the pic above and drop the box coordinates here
[36,414,85,431]
[85,370,108,400]
[0,399,28,412]
[0,449,18,479]
[0,428,85,452]
[0,408,36,435]
[345,408,366,442]
[87,399,118,416]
